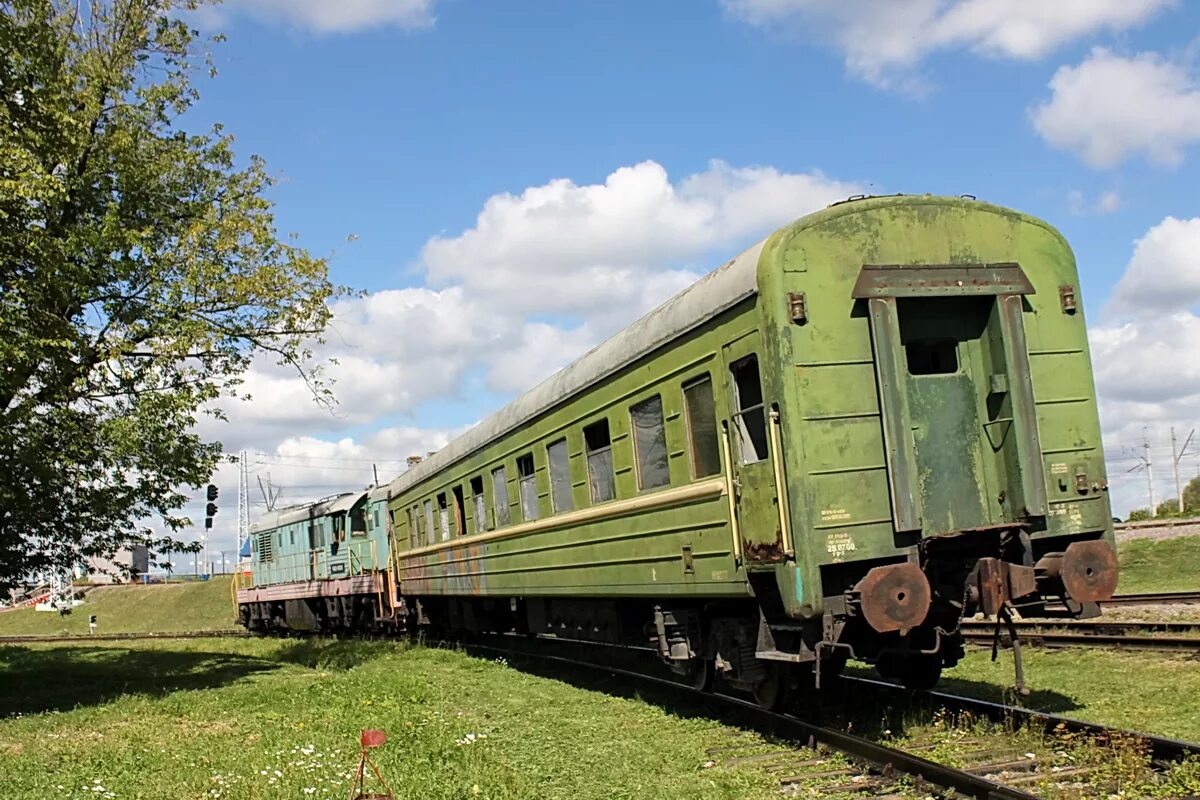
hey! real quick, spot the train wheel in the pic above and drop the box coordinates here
[685,658,714,693]
[752,663,791,711]
[900,654,942,692]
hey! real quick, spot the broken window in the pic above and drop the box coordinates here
[423,499,434,546]
[631,395,670,490]
[517,453,539,521]
[492,466,511,527]
[470,475,487,533]
[906,339,959,375]
[731,356,768,463]
[584,419,616,503]
[437,492,450,541]
[547,438,573,513]
[683,374,721,478]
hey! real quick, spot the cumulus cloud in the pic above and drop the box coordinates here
[196,158,860,547]
[1106,217,1200,316]
[227,0,436,33]
[1088,215,1200,513]
[722,0,1171,89]
[421,160,858,317]
[1031,48,1200,168]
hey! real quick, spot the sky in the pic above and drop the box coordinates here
[174,0,1200,565]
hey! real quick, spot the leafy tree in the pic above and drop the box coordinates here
[1126,508,1152,522]
[0,0,342,589]
[1183,476,1200,516]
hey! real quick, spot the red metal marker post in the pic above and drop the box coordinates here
[349,729,393,800]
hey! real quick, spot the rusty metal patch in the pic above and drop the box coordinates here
[1061,540,1119,603]
[856,562,931,634]
[852,263,1036,299]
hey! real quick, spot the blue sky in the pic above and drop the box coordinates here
[184,0,1200,557]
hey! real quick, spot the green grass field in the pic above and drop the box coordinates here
[0,578,238,635]
[1116,535,1200,594]
[0,638,782,800]
[0,638,1197,800]
[942,647,1200,741]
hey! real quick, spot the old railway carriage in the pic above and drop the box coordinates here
[385,195,1119,698]
[238,485,392,631]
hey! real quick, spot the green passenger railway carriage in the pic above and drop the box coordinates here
[236,195,1119,700]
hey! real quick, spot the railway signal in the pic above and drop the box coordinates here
[205,484,218,530]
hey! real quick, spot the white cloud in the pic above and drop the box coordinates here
[421,159,859,317]
[722,0,1172,90]
[1031,48,1200,168]
[1106,216,1200,316]
[198,158,860,550]
[229,0,436,33]
[1088,215,1200,514]
[1067,188,1121,216]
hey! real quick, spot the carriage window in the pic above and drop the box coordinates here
[492,466,511,527]
[731,356,768,463]
[906,339,958,375]
[437,493,450,541]
[374,508,380,529]
[470,475,487,532]
[423,499,434,546]
[452,485,466,536]
[517,453,539,521]
[631,395,670,490]
[683,375,721,478]
[584,419,616,503]
[406,507,416,547]
[547,438,573,513]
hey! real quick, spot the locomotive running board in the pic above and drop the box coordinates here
[853,263,1047,532]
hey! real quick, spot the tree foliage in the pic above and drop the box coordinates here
[1126,477,1200,522]
[0,0,342,588]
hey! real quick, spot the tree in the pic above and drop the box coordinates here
[0,0,342,589]
[1183,476,1200,516]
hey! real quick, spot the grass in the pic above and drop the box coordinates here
[0,638,783,800]
[1116,535,1200,594]
[0,578,238,635]
[942,647,1200,741]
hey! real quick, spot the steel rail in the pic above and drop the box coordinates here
[958,620,1200,652]
[1104,591,1200,606]
[467,635,1040,800]
[842,675,1200,764]
[0,630,250,644]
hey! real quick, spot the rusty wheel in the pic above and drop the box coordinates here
[856,563,932,634]
[1062,540,1119,603]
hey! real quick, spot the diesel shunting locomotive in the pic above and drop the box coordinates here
[236,195,1119,703]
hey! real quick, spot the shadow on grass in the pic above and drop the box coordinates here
[273,637,400,671]
[0,645,281,716]
[934,673,1083,714]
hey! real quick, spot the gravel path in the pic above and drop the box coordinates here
[1115,519,1200,542]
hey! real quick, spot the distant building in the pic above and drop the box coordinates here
[84,545,150,584]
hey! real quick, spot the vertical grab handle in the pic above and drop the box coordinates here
[768,407,795,559]
[719,421,743,566]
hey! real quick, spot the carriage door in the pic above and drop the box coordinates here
[307,515,320,581]
[721,333,784,563]
[856,264,1047,537]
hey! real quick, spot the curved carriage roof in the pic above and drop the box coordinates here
[250,491,359,533]
[385,236,768,499]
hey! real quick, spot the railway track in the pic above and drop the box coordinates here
[470,633,1200,799]
[959,619,1200,652]
[7,627,1199,796]
[1105,590,1200,606]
